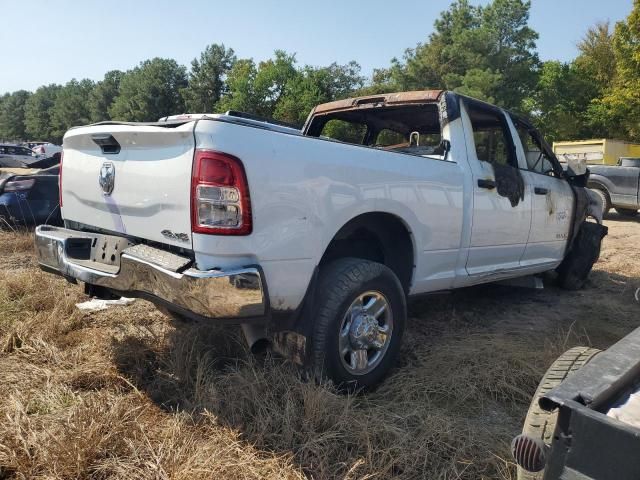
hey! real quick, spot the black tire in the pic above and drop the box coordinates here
[615,207,639,217]
[518,347,600,480]
[590,187,610,215]
[557,221,608,290]
[312,257,406,391]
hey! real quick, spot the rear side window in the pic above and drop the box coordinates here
[320,119,367,144]
[466,103,515,167]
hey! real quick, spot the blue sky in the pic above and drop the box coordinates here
[0,0,633,94]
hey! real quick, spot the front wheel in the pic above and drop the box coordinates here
[311,258,406,391]
[556,221,608,290]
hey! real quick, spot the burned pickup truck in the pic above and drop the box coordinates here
[35,90,607,389]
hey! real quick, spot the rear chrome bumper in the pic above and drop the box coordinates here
[34,225,266,320]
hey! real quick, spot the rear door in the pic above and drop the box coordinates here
[511,119,574,267]
[460,100,532,276]
[61,122,196,248]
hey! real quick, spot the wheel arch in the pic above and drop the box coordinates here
[318,211,415,294]
[587,176,614,197]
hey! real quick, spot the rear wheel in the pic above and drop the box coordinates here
[518,346,600,480]
[615,207,639,217]
[311,257,406,391]
[590,187,610,215]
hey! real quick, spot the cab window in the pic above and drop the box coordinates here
[466,102,515,167]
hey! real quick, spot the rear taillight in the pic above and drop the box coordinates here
[58,151,63,208]
[191,149,252,235]
[4,179,35,192]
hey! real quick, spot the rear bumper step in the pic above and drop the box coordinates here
[35,225,266,320]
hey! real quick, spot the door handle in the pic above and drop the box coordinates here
[534,187,549,195]
[477,179,496,190]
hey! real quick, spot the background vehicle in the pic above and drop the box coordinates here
[0,144,37,168]
[0,165,62,226]
[512,326,640,480]
[31,143,62,158]
[588,157,640,217]
[34,90,607,389]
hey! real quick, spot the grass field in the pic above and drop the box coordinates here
[0,215,638,479]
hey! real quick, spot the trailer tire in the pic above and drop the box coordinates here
[517,346,601,480]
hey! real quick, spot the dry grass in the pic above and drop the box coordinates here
[0,214,639,479]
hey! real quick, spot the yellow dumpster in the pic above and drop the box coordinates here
[552,139,640,165]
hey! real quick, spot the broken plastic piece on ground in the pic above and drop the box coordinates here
[75,297,136,311]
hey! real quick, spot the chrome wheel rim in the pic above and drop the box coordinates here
[338,290,393,375]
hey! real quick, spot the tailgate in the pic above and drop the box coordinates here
[62,122,196,248]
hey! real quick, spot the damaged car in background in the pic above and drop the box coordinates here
[0,165,62,227]
[34,90,607,389]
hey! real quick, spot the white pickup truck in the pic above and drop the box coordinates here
[35,90,607,389]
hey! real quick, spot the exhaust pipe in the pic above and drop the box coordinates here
[241,323,270,354]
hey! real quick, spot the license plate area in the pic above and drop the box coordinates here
[66,232,134,273]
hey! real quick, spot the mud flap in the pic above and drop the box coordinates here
[556,221,608,290]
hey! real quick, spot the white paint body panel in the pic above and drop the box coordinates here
[60,102,576,314]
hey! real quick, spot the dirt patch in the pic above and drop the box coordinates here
[0,215,638,479]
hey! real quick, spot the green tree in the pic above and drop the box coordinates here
[0,90,31,141]
[217,51,299,118]
[25,84,61,142]
[183,44,236,113]
[109,58,188,121]
[274,62,364,125]
[50,79,94,140]
[89,70,123,122]
[372,0,539,110]
[216,59,259,113]
[575,22,616,88]
[525,61,595,142]
[597,1,640,140]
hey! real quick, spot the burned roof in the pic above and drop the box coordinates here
[313,90,444,115]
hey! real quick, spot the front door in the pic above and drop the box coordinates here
[460,100,532,276]
[511,119,574,267]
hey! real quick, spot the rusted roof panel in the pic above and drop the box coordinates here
[314,90,444,114]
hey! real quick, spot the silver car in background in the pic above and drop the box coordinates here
[0,144,38,168]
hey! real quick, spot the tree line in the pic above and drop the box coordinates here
[1,0,639,145]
